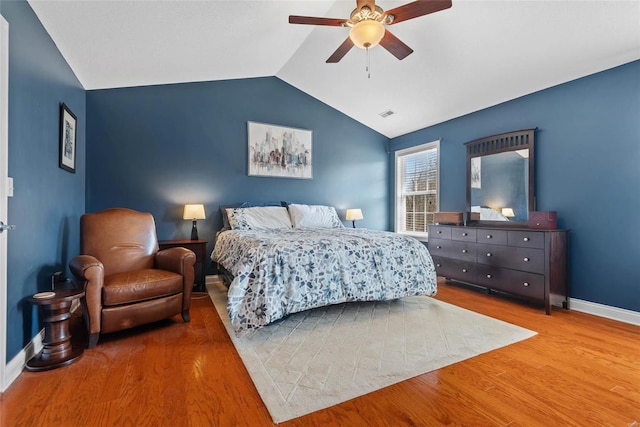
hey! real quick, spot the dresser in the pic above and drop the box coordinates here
[428,225,568,314]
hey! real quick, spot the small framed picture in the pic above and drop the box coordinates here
[59,103,77,173]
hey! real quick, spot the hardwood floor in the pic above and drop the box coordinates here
[2,277,639,426]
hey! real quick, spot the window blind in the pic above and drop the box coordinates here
[395,142,439,237]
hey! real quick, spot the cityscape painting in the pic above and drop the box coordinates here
[247,121,312,179]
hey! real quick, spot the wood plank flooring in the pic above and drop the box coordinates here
[2,277,639,426]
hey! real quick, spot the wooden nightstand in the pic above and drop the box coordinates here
[159,239,208,292]
[27,288,85,371]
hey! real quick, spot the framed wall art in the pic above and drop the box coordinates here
[59,103,77,173]
[247,121,312,179]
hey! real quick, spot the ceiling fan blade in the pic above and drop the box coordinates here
[385,0,452,25]
[326,37,355,63]
[289,16,346,26]
[379,30,414,60]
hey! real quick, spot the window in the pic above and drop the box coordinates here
[394,140,439,241]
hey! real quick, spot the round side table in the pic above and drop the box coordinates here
[26,288,85,371]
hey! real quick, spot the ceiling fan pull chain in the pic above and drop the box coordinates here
[366,46,371,79]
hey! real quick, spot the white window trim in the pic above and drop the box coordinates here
[394,139,440,242]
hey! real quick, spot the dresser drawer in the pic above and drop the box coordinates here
[429,225,451,240]
[429,238,476,262]
[477,244,545,274]
[451,228,477,242]
[432,256,476,282]
[476,265,544,300]
[508,230,544,249]
[476,229,508,245]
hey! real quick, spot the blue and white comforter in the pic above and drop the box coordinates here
[212,228,437,336]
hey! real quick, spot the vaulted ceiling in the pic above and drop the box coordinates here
[28,1,640,138]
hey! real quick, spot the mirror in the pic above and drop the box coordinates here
[465,128,535,226]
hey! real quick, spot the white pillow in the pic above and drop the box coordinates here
[228,206,292,230]
[287,204,344,229]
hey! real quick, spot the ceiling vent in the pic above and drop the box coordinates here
[379,109,395,118]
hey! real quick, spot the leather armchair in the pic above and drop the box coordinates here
[70,208,196,348]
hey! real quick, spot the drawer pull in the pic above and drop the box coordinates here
[437,230,442,234]
[523,282,530,287]
[436,263,441,268]
[486,274,492,279]
[462,232,468,236]
[486,252,492,257]
[523,237,530,242]
[486,235,492,239]
[523,257,530,262]
[462,249,468,253]
[436,245,441,249]
[462,268,468,273]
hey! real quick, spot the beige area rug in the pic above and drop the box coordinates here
[207,280,536,424]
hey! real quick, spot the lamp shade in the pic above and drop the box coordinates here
[345,209,364,221]
[349,20,385,49]
[183,204,206,220]
[501,208,515,218]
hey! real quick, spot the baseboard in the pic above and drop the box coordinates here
[2,329,43,392]
[569,298,640,326]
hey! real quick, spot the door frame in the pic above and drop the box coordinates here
[1,14,9,392]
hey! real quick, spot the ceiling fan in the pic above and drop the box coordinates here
[289,0,452,63]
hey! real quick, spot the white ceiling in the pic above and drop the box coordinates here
[28,0,640,138]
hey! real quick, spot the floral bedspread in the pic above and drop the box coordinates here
[212,228,437,336]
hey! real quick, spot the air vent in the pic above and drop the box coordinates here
[379,109,395,118]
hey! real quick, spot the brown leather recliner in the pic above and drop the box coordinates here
[70,208,196,348]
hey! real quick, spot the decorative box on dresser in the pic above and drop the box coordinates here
[428,225,568,314]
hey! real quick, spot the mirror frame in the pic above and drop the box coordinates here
[465,128,536,227]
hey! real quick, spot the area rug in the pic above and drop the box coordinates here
[207,279,536,424]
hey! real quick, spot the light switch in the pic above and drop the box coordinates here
[7,176,13,197]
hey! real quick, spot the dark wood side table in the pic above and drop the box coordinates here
[26,288,85,371]
[159,239,208,292]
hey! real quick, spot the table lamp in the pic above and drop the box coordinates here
[345,208,363,228]
[183,204,206,240]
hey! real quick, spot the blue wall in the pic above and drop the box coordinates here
[86,77,389,263]
[390,60,640,312]
[1,0,86,361]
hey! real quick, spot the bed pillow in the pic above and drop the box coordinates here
[228,206,292,230]
[220,205,238,230]
[287,204,344,229]
[220,202,282,230]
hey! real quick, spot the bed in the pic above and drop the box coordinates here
[211,204,437,336]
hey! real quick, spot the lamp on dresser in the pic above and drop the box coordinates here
[345,209,363,228]
[183,204,206,240]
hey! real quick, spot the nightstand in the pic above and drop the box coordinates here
[158,239,208,292]
[27,288,85,371]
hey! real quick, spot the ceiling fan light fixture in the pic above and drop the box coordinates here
[349,20,385,49]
